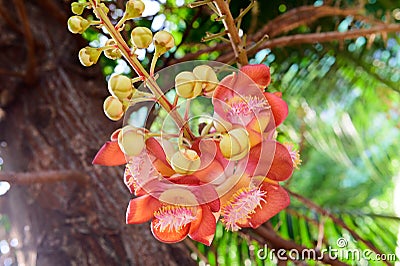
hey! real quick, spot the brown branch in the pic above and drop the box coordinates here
[0,170,90,185]
[286,189,391,266]
[169,5,393,66]
[219,23,400,62]
[213,0,248,66]
[253,223,347,265]
[183,239,209,264]
[253,5,363,41]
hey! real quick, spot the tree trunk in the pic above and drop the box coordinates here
[0,1,194,265]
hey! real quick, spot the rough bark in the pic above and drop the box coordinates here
[0,1,194,265]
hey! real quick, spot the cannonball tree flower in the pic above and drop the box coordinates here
[191,138,293,231]
[212,64,288,147]
[125,164,220,245]
[91,63,296,245]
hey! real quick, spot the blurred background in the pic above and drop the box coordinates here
[0,0,399,265]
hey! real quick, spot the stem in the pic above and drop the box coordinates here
[214,0,248,67]
[149,54,159,77]
[89,0,195,140]
[128,97,156,106]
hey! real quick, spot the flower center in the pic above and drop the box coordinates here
[228,96,268,116]
[221,186,266,231]
[153,205,196,232]
[227,96,269,125]
[127,150,161,187]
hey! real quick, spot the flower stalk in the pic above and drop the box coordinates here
[88,0,194,140]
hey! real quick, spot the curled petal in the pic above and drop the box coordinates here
[264,92,288,128]
[146,138,175,176]
[242,184,290,229]
[240,64,271,88]
[167,175,221,210]
[194,159,225,184]
[126,195,161,224]
[92,141,127,166]
[267,142,294,181]
[239,140,275,179]
[151,219,190,243]
[189,205,216,246]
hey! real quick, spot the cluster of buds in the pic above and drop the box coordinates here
[68,0,175,69]
[103,74,134,121]
[69,0,299,246]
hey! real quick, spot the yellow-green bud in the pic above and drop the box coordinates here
[108,74,134,100]
[99,3,109,14]
[154,31,175,56]
[104,39,122,60]
[103,96,124,121]
[220,127,250,160]
[78,47,102,67]
[193,65,219,96]
[131,27,153,49]
[175,71,202,99]
[124,0,145,20]
[118,125,145,156]
[71,2,86,15]
[170,149,201,174]
[68,16,91,34]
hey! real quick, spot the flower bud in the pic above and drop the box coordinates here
[131,27,153,49]
[153,31,175,56]
[71,2,86,15]
[193,65,219,96]
[68,16,90,34]
[104,39,122,60]
[118,125,145,157]
[175,71,202,99]
[220,127,250,160]
[108,74,134,100]
[103,96,124,121]
[99,3,109,14]
[124,0,145,20]
[78,47,102,66]
[170,149,201,174]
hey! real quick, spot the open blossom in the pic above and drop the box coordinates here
[93,64,296,246]
[125,175,220,245]
[192,138,293,231]
[212,64,288,146]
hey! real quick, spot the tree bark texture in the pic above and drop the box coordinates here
[0,1,194,265]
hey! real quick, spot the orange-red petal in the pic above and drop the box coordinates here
[151,219,190,243]
[244,184,290,229]
[241,64,271,88]
[264,92,288,128]
[126,195,161,224]
[146,137,175,176]
[267,142,294,181]
[189,205,217,246]
[92,141,127,166]
[240,140,275,178]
